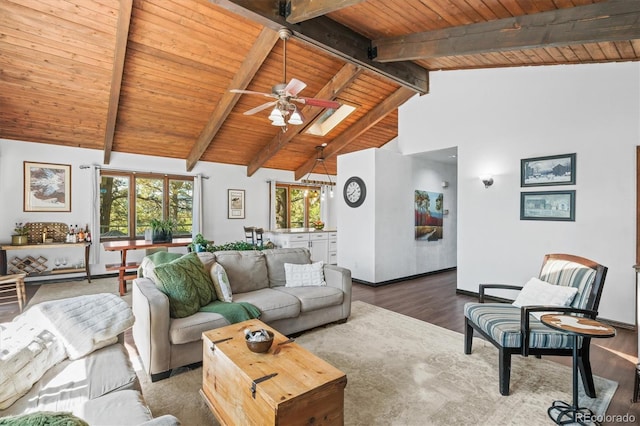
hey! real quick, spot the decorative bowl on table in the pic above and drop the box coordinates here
[245,329,274,353]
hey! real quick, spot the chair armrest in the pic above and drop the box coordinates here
[132,277,172,376]
[520,306,598,356]
[138,415,181,426]
[478,284,523,303]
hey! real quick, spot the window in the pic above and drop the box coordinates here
[100,171,193,240]
[275,184,321,229]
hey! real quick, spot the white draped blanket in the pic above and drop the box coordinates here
[0,293,134,409]
[22,293,134,360]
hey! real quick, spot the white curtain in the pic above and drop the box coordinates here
[89,165,101,264]
[269,180,277,230]
[192,174,203,238]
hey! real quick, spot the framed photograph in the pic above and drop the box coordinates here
[24,161,71,212]
[520,190,575,221]
[521,153,576,187]
[228,189,245,219]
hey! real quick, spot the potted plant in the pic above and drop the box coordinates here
[150,218,176,243]
[189,233,209,252]
[12,222,29,245]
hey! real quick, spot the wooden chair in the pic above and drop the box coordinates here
[464,253,608,396]
[0,273,27,312]
[254,228,264,247]
[244,226,255,244]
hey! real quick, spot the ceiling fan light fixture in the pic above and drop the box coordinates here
[271,116,286,126]
[288,107,304,125]
[268,106,283,121]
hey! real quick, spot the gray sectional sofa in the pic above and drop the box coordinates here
[132,248,352,381]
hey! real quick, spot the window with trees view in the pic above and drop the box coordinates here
[100,172,193,239]
[275,184,321,229]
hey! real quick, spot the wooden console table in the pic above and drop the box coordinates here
[102,238,191,296]
[0,242,91,282]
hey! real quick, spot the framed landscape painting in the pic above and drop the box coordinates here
[228,189,245,219]
[521,153,576,187]
[23,161,71,212]
[414,190,443,240]
[520,190,575,221]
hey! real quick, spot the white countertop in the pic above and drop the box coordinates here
[266,228,337,234]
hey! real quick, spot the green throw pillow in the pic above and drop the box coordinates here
[0,411,89,426]
[154,252,215,318]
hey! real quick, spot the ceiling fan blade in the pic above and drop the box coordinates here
[294,97,341,109]
[284,78,307,96]
[243,101,277,116]
[230,89,276,98]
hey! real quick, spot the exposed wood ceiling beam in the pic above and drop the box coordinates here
[294,86,415,180]
[286,0,366,24]
[246,63,363,177]
[185,28,280,171]
[207,0,428,94]
[372,0,640,62]
[103,0,133,165]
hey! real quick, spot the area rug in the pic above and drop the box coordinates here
[26,277,131,308]
[136,301,617,426]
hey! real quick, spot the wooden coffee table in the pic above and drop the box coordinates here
[201,319,347,426]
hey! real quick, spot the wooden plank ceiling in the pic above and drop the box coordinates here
[1,0,638,177]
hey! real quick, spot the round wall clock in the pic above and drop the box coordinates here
[343,176,366,208]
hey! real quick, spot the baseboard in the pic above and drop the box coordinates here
[456,289,636,330]
[353,267,457,287]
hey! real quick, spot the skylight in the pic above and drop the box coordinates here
[305,104,356,137]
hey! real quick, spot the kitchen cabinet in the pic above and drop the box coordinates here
[265,229,337,264]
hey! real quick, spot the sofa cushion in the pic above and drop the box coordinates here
[154,253,214,318]
[284,261,326,287]
[262,248,311,287]
[169,312,230,345]
[274,286,344,313]
[210,262,233,302]
[214,251,269,293]
[0,344,138,417]
[233,288,300,322]
[81,390,153,426]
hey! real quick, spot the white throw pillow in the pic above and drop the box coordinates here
[284,262,326,287]
[210,262,233,302]
[512,277,578,309]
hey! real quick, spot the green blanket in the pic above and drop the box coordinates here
[0,412,89,426]
[199,300,261,323]
[146,251,183,265]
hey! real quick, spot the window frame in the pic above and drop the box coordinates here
[100,170,194,241]
[275,183,321,229]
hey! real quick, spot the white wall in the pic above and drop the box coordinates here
[399,62,640,325]
[0,139,338,278]
[337,147,457,283]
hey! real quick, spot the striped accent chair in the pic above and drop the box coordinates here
[464,253,608,396]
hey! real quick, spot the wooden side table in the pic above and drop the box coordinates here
[540,314,616,425]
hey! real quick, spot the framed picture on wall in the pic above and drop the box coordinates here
[228,189,245,219]
[23,161,72,212]
[521,153,576,187]
[520,190,575,221]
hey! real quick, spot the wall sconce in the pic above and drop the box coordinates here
[480,175,494,188]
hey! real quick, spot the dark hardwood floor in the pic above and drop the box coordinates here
[3,270,638,424]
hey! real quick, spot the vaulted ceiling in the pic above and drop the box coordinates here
[2,0,638,178]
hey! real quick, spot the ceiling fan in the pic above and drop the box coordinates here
[230,28,341,127]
